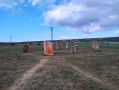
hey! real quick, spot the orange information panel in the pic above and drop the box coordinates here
[44,42,54,55]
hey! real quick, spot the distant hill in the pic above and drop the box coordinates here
[56,37,119,43]
[71,37,119,42]
[0,37,119,45]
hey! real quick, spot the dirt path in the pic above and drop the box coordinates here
[7,52,118,90]
[70,65,118,90]
[8,59,48,90]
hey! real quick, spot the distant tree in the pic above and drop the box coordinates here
[29,43,33,45]
[37,43,40,45]
[10,43,15,45]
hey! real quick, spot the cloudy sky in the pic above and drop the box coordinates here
[0,0,119,42]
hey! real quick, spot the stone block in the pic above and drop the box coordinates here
[44,42,54,55]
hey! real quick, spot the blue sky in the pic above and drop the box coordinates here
[0,0,119,42]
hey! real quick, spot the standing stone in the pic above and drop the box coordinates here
[96,43,100,50]
[23,45,28,53]
[71,46,77,54]
[66,41,69,49]
[44,41,54,55]
[92,40,95,49]
[92,40,100,50]
[56,40,60,49]
[75,45,78,51]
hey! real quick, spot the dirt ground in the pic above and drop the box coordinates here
[0,45,119,90]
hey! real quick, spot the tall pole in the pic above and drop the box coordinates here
[10,35,12,43]
[50,27,53,46]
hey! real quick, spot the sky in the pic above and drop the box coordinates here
[0,0,119,42]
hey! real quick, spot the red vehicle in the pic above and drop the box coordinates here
[23,45,28,52]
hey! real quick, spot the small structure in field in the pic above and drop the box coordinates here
[95,43,100,50]
[44,41,54,55]
[92,40,100,50]
[66,41,69,49]
[75,45,78,51]
[23,45,28,52]
[71,46,77,54]
[56,40,60,49]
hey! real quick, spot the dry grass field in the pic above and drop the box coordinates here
[0,44,119,90]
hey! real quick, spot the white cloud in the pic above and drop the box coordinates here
[44,0,119,34]
[81,34,87,37]
[35,34,48,36]
[19,0,25,4]
[60,34,87,40]
[1,0,119,35]
[116,31,119,36]
[28,0,56,7]
[60,36,72,39]
[9,8,22,16]
[29,0,40,6]
[81,24,102,34]
[0,0,25,9]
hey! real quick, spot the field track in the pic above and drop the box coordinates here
[8,53,48,90]
[70,65,118,90]
[7,52,119,90]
